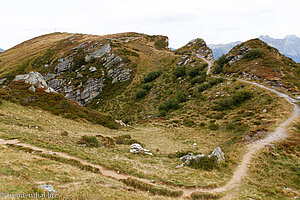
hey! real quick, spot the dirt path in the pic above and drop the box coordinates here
[195,54,213,75]
[0,65,299,199]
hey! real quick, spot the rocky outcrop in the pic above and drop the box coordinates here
[209,147,225,163]
[178,147,225,166]
[14,72,55,93]
[54,58,73,74]
[85,44,111,62]
[130,143,153,156]
[226,45,252,65]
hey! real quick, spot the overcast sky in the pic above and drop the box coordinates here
[0,0,299,49]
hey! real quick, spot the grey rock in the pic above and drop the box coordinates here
[14,72,48,89]
[72,42,86,50]
[80,78,105,105]
[89,66,97,72]
[175,163,185,168]
[85,43,111,62]
[44,73,56,81]
[48,79,65,92]
[105,56,122,69]
[29,86,36,92]
[54,58,73,74]
[209,147,225,163]
[0,78,7,85]
[37,184,56,193]
[130,143,153,156]
[76,73,83,79]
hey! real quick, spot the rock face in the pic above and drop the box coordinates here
[40,41,132,106]
[130,143,153,156]
[85,44,111,62]
[226,45,252,65]
[14,72,55,93]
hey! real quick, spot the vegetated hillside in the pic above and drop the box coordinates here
[215,39,300,95]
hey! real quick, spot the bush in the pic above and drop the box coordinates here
[176,91,186,102]
[166,98,179,109]
[183,118,195,127]
[208,123,219,130]
[191,75,206,85]
[213,64,222,74]
[244,48,264,61]
[144,71,161,83]
[173,66,186,78]
[77,135,99,147]
[159,109,167,117]
[123,117,131,124]
[208,77,223,86]
[232,90,252,105]
[188,155,218,170]
[215,97,235,110]
[198,83,210,92]
[158,98,179,116]
[188,64,206,78]
[141,83,152,91]
[136,89,148,99]
[115,135,138,145]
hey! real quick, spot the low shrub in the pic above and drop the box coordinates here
[188,64,206,78]
[176,91,186,103]
[208,123,219,131]
[191,192,221,200]
[77,135,99,147]
[244,48,264,61]
[136,89,148,99]
[188,155,218,170]
[123,117,131,124]
[183,118,195,127]
[191,75,206,85]
[198,83,210,92]
[173,66,186,78]
[115,135,138,145]
[144,71,161,83]
[232,90,252,105]
[141,83,152,91]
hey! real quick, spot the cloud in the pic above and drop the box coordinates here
[0,0,299,49]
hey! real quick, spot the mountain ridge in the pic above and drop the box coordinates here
[209,35,300,63]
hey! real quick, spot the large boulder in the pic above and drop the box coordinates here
[36,184,56,193]
[130,143,153,156]
[14,72,55,93]
[85,43,111,62]
[208,147,225,163]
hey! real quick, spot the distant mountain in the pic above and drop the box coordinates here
[208,41,241,60]
[259,35,300,63]
[209,35,300,63]
[0,48,4,52]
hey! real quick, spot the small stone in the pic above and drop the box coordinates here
[37,184,56,193]
[29,86,36,92]
[263,109,267,113]
[130,143,153,156]
[89,66,97,72]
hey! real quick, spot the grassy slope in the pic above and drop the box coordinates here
[0,78,292,189]
[236,116,300,200]
[222,39,300,95]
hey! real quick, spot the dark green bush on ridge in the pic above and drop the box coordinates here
[213,54,228,74]
[158,98,180,116]
[173,66,186,78]
[176,91,186,103]
[136,89,148,99]
[144,71,161,83]
[141,83,152,91]
[244,48,264,61]
[77,135,100,147]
